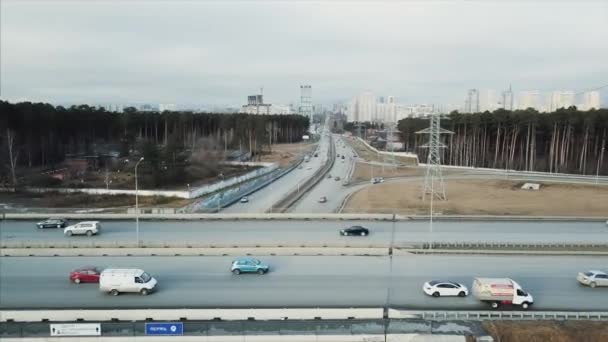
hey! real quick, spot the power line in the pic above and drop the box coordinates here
[573,83,608,96]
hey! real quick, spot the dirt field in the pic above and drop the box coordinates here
[343,136,418,165]
[481,321,608,342]
[0,191,191,209]
[351,163,423,182]
[260,141,316,167]
[343,179,608,216]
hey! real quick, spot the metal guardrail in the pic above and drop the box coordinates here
[394,310,608,321]
[185,161,303,213]
[418,241,608,250]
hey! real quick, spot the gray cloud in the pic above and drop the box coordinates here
[1,0,607,107]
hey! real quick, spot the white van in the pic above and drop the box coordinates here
[99,269,157,296]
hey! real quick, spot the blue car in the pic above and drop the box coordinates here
[231,258,269,275]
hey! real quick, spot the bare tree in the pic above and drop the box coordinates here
[6,128,19,186]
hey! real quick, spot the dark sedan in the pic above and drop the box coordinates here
[340,226,369,236]
[36,218,68,229]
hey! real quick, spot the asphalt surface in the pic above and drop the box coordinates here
[2,220,606,246]
[291,136,357,213]
[1,255,606,310]
[222,134,331,214]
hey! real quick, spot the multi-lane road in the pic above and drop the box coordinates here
[222,133,331,213]
[2,220,606,246]
[291,136,357,213]
[1,254,606,310]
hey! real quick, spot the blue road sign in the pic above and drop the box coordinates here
[145,322,183,336]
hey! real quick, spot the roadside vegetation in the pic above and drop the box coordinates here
[0,191,190,209]
[0,100,310,189]
[398,108,608,175]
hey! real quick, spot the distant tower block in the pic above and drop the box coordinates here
[300,85,313,125]
[383,123,398,170]
[416,113,453,201]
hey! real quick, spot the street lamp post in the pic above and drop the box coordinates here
[384,213,397,319]
[134,157,144,247]
[429,175,435,251]
[218,173,224,213]
[597,146,605,185]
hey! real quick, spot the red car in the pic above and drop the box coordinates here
[69,266,102,284]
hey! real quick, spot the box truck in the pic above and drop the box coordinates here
[472,278,533,309]
[99,269,157,296]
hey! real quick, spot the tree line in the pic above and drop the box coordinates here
[397,107,608,175]
[0,101,310,185]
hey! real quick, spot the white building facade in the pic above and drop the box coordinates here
[580,91,600,110]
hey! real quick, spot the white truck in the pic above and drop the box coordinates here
[472,278,534,309]
[99,269,157,296]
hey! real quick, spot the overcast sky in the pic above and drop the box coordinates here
[1,0,607,107]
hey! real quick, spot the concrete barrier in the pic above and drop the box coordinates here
[0,308,384,322]
[2,213,397,221]
[4,212,604,222]
[0,335,464,342]
[0,247,389,257]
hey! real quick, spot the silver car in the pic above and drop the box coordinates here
[577,270,608,288]
[64,221,101,237]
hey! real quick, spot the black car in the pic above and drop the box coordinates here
[36,218,68,229]
[340,226,369,236]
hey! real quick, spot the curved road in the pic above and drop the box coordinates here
[1,255,606,310]
[1,220,606,246]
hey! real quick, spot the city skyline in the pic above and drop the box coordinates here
[1,1,607,107]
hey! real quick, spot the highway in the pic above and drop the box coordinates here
[2,220,607,246]
[1,255,606,310]
[222,134,331,213]
[291,135,357,213]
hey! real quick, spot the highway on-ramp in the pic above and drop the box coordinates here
[2,220,606,246]
[1,255,606,310]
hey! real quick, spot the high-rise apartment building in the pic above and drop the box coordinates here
[548,91,575,111]
[518,91,542,111]
[580,91,600,110]
[479,89,500,112]
[386,96,396,122]
[465,89,480,113]
[348,92,376,122]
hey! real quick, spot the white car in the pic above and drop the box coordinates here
[240,196,249,203]
[319,196,327,203]
[423,280,469,297]
[64,221,101,237]
[577,270,608,288]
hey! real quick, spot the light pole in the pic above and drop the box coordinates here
[134,157,144,247]
[429,174,435,251]
[384,213,397,319]
[597,146,605,185]
[217,173,224,213]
